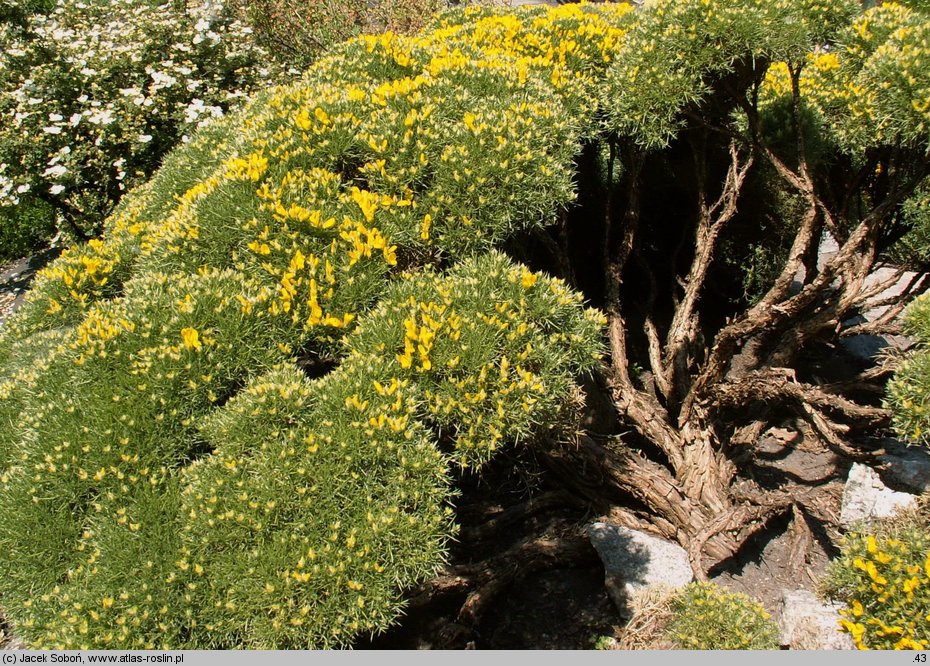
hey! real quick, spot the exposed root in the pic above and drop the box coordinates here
[458,491,582,543]
[801,403,883,462]
[787,504,814,580]
[687,501,794,580]
[408,523,599,644]
[685,480,839,580]
[714,368,890,429]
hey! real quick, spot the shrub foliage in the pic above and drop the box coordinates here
[823,500,930,650]
[665,582,780,650]
[1,0,929,650]
[0,3,618,648]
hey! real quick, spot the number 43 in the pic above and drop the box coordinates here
[915,655,927,663]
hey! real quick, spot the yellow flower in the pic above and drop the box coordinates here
[181,327,202,351]
[865,561,887,586]
[351,187,379,223]
[420,213,432,241]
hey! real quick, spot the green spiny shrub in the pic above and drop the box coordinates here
[347,251,605,468]
[599,0,859,150]
[823,498,930,650]
[0,4,624,648]
[888,292,930,445]
[665,582,780,650]
[0,253,603,648]
[883,3,930,446]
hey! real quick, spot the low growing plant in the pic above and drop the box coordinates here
[823,498,930,650]
[665,582,780,650]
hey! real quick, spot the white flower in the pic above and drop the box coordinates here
[138,134,153,143]
[42,126,63,134]
[88,109,114,125]
[70,113,83,127]
[16,184,31,194]
[50,184,66,195]
[48,113,64,122]
[43,165,68,177]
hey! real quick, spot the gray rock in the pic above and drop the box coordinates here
[587,522,693,619]
[840,462,917,529]
[801,234,918,363]
[878,438,930,494]
[778,589,855,650]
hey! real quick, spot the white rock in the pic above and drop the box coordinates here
[587,522,693,619]
[778,589,855,650]
[840,463,917,529]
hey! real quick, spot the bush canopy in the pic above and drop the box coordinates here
[1,0,929,650]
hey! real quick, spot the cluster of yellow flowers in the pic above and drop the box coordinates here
[762,3,930,151]
[348,252,606,468]
[172,361,452,647]
[837,533,930,650]
[8,3,635,352]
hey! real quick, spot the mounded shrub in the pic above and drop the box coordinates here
[823,499,930,650]
[665,582,780,650]
[0,3,624,648]
[888,293,930,445]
